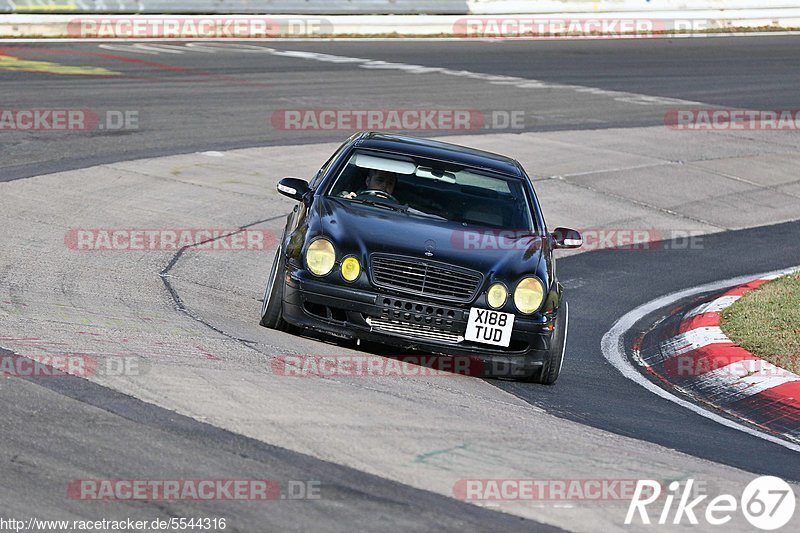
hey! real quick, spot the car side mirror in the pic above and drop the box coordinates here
[277,177,311,202]
[551,227,583,249]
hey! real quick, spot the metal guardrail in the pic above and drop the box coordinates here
[6,1,799,15]
[1,1,470,14]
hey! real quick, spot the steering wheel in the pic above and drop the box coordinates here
[355,189,399,203]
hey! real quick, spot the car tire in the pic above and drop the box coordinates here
[260,245,290,331]
[535,301,568,385]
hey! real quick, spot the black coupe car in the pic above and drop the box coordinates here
[260,132,582,383]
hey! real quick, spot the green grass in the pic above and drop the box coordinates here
[721,273,800,374]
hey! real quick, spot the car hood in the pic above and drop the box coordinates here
[313,197,547,283]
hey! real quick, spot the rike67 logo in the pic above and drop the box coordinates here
[626,477,796,530]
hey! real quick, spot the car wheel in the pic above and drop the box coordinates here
[535,301,568,385]
[260,245,290,331]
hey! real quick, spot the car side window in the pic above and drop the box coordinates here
[327,164,365,197]
[309,167,326,190]
[310,141,350,190]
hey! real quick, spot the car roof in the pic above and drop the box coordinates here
[352,132,525,178]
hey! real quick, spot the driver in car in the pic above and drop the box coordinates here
[339,169,397,199]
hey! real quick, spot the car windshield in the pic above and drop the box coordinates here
[326,150,535,230]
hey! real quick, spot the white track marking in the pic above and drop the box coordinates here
[671,281,800,403]
[660,326,733,357]
[267,49,704,106]
[185,42,277,52]
[97,43,161,54]
[92,43,703,106]
[684,295,742,318]
[642,325,732,367]
[128,43,190,54]
[601,265,800,453]
[698,359,800,402]
[762,272,790,280]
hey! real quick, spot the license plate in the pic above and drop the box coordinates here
[465,308,515,347]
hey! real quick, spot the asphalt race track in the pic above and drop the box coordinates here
[2,36,800,532]
[4,36,800,180]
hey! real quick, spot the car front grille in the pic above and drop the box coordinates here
[366,317,464,344]
[370,254,482,302]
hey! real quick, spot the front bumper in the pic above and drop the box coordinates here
[281,268,558,378]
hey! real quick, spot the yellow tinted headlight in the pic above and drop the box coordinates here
[341,256,361,282]
[514,277,545,314]
[305,239,336,276]
[486,283,508,309]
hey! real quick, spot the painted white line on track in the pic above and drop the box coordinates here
[254,47,704,106]
[601,265,800,453]
[700,360,800,401]
[762,272,790,280]
[7,38,794,106]
[45,41,704,106]
[684,295,741,318]
[659,326,732,357]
